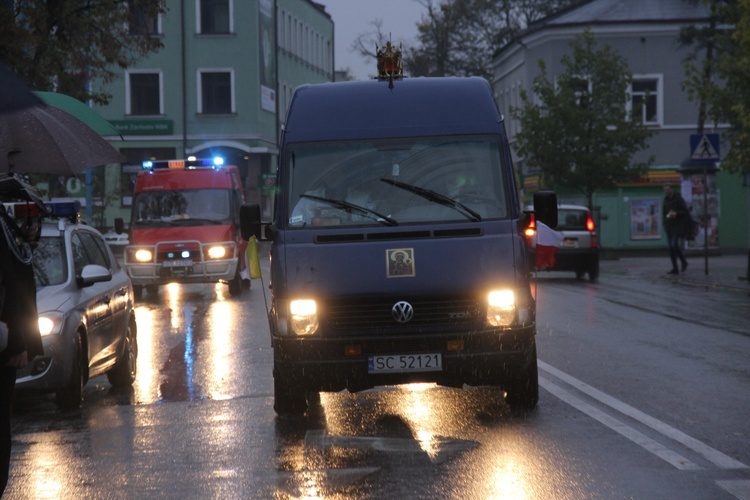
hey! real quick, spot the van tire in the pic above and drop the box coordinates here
[133,285,143,301]
[504,341,539,410]
[228,269,243,296]
[273,374,308,416]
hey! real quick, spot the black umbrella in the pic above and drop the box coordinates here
[0,62,44,115]
[0,104,124,175]
[0,173,50,215]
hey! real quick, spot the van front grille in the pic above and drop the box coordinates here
[324,296,483,330]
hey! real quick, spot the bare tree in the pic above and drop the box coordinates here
[399,0,579,79]
[0,0,166,105]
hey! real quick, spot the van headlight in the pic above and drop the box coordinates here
[289,299,319,335]
[38,312,64,336]
[486,290,516,327]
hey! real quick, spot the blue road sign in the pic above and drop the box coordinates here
[690,133,720,162]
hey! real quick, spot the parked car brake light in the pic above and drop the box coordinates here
[524,213,536,239]
[586,214,595,232]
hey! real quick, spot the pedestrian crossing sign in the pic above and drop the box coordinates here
[690,133,720,161]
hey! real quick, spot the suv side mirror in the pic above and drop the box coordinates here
[533,190,558,229]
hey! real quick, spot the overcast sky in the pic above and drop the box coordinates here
[314,0,428,80]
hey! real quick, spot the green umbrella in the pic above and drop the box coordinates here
[33,91,121,137]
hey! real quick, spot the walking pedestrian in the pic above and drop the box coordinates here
[0,203,43,495]
[662,184,690,274]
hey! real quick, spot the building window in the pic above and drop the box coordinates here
[630,77,660,125]
[569,76,591,108]
[199,0,231,34]
[199,70,233,114]
[287,14,292,52]
[128,72,161,116]
[128,4,160,35]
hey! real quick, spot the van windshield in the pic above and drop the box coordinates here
[131,189,233,227]
[286,136,510,228]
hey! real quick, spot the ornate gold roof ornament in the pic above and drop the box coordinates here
[376,40,403,88]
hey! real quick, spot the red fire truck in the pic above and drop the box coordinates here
[123,157,249,299]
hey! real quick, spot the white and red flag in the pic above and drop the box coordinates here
[535,221,564,270]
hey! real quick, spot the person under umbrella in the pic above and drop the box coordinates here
[0,62,45,496]
[0,184,44,495]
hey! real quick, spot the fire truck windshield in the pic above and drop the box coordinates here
[131,189,233,226]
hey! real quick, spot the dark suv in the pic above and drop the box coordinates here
[525,204,600,282]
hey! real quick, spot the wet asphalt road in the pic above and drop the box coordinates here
[5,251,750,498]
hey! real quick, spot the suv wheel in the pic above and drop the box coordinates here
[588,257,600,282]
[56,332,85,410]
[107,320,138,387]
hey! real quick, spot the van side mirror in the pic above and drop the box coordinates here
[114,217,125,234]
[239,203,262,241]
[533,190,558,229]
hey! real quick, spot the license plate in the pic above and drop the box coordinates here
[368,353,442,374]
[162,259,193,268]
[561,238,578,248]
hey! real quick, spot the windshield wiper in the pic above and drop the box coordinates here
[299,194,398,226]
[380,178,482,222]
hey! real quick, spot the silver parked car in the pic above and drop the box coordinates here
[525,203,600,282]
[15,202,138,409]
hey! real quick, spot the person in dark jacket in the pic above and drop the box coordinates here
[0,204,43,495]
[663,184,690,274]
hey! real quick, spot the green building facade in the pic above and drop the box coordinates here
[87,0,333,227]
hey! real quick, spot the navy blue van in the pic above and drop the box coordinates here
[241,73,557,415]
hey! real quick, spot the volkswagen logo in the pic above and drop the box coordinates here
[391,301,414,323]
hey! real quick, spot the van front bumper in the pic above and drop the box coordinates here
[272,326,536,393]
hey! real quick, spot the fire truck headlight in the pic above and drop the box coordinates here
[207,245,227,259]
[135,249,153,263]
[487,290,516,327]
[289,299,319,335]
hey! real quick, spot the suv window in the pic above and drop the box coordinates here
[33,236,67,286]
[72,231,111,275]
[80,232,112,270]
[557,209,589,230]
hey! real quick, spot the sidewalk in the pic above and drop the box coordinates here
[603,251,750,294]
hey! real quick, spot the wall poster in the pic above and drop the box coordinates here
[630,198,661,240]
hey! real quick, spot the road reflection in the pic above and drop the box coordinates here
[27,441,67,499]
[207,298,232,400]
[270,383,552,497]
[131,282,244,404]
[133,305,156,401]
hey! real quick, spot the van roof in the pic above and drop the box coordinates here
[284,77,504,143]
